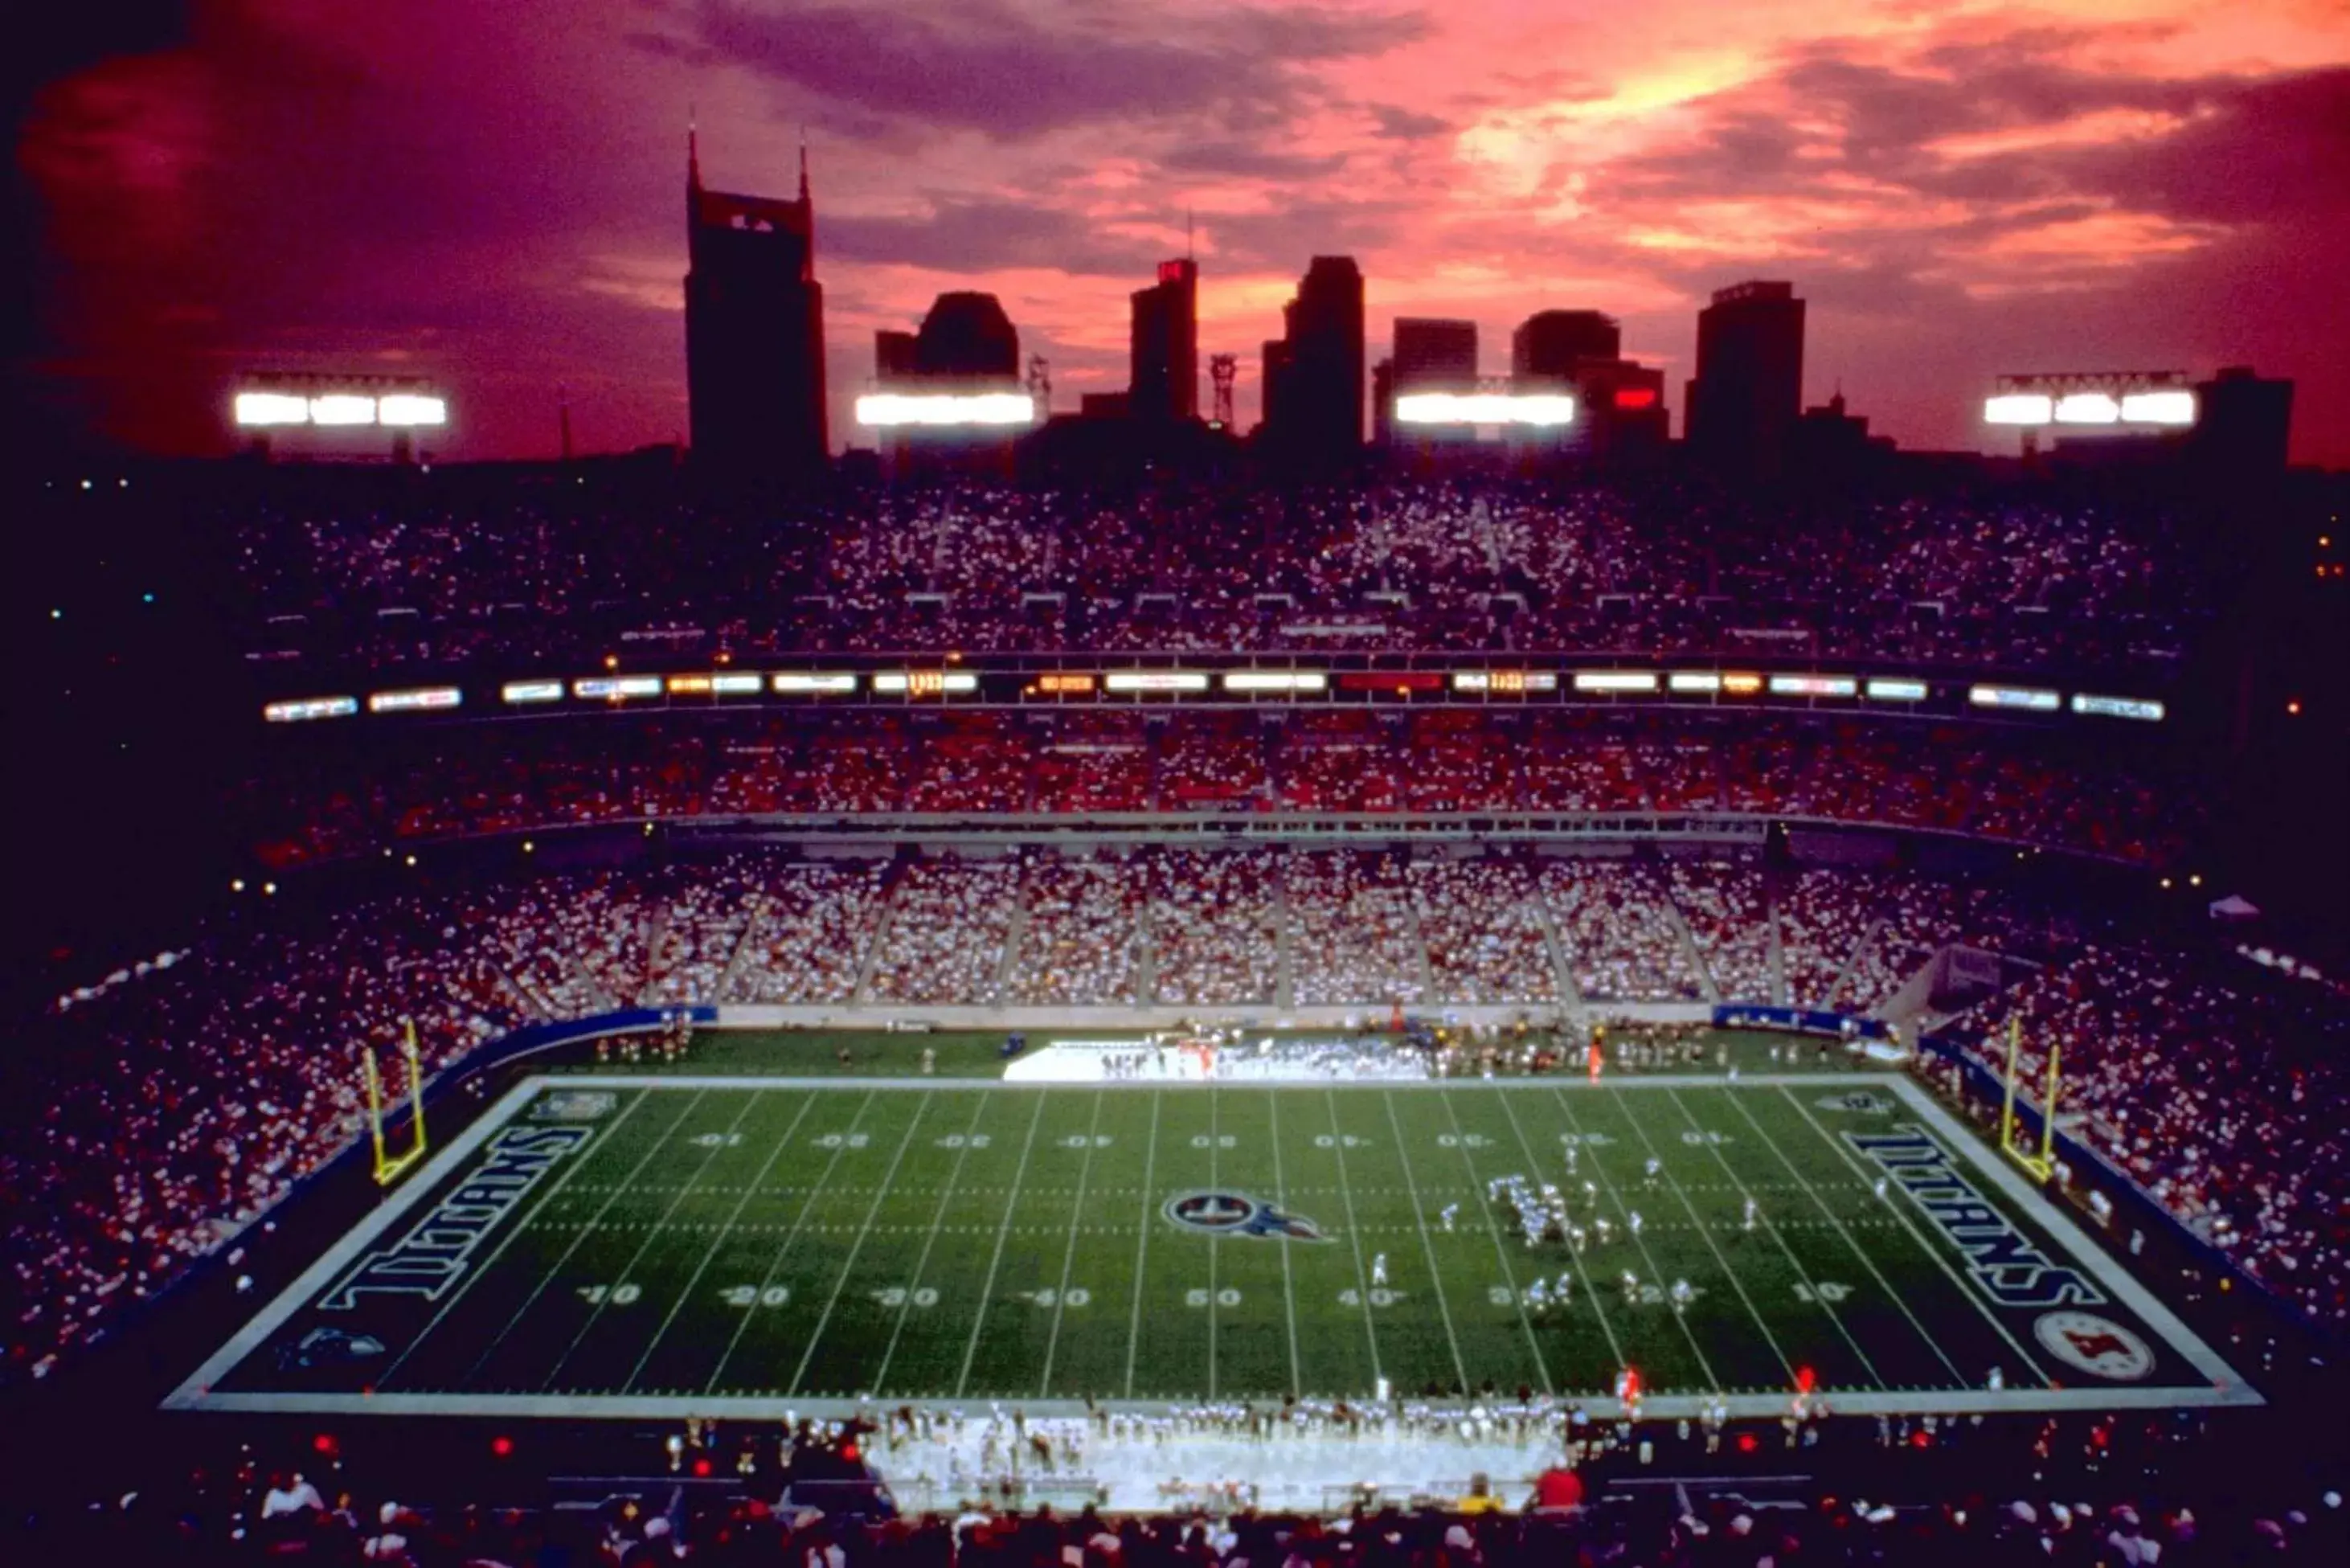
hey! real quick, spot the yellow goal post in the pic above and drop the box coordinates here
[363,1018,429,1187]
[1996,1014,2060,1183]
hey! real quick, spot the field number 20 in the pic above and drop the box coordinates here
[722,1285,792,1308]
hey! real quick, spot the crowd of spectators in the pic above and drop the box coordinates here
[1976,948,2350,1328]
[11,845,2343,1394]
[218,477,2225,679]
[243,709,2202,869]
[18,1411,2346,1567]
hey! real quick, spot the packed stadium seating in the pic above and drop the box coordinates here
[14,850,2346,1387]
[239,709,2202,868]
[20,1414,2347,1565]
[219,478,2225,677]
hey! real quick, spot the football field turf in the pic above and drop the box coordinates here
[172,1073,2258,1420]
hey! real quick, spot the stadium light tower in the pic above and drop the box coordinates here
[1984,371,2195,455]
[1209,353,1237,428]
[233,372,448,462]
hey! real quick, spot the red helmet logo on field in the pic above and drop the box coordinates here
[1165,1191,1328,1242]
[2034,1311,2156,1381]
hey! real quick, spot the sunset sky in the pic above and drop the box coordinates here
[20,0,2350,464]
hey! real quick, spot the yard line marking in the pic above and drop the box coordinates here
[1493,1090,1624,1373]
[1265,1090,1304,1399]
[785,1092,934,1396]
[1038,1090,1106,1398]
[541,1088,771,1390]
[1123,1091,1163,1398]
[1380,1091,1470,1394]
[1603,1087,1803,1385]
[869,1094,997,1396]
[378,1088,657,1389]
[1208,1086,1220,1401]
[1713,1087,1963,1385]
[1654,1086,1883,1390]
[954,1091,1050,1398]
[1436,1089,1553,1396]
[1547,1086,1719,1389]
[449,1090,710,1390]
[1779,1083,2051,1386]
[702,1091,881,1394]
[1320,1090,1386,1389]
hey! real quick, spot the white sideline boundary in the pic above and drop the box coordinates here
[166,1072,2262,1420]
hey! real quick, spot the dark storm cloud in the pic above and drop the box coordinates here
[1366,103,1451,140]
[645,0,1428,140]
[822,199,1160,276]
[1161,141,1352,181]
[1618,40,2350,227]
[2014,66,2350,225]
[1202,197,1406,270]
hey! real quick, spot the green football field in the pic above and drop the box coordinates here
[172,1071,2258,1420]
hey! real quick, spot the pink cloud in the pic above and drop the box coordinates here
[18,0,2350,463]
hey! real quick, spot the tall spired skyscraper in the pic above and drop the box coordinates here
[683,129,829,479]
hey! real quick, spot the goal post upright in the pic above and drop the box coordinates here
[1999,1013,2057,1184]
[364,1017,430,1187]
[1998,1014,2023,1154]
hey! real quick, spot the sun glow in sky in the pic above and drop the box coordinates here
[20,0,2350,461]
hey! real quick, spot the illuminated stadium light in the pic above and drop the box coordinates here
[1983,394,2053,426]
[2052,392,2121,425]
[234,392,312,426]
[1722,672,1764,694]
[1667,672,1722,694]
[262,695,358,723]
[2072,693,2166,721]
[2119,390,2196,426]
[772,673,858,694]
[501,680,565,704]
[308,395,379,426]
[1034,673,1096,694]
[1769,674,1858,698]
[1452,670,1557,693]
[854,392,1036,428]
[377,394,448,427]
[1106,670,1212,693]
[366,686,462,714]
[1223,671,1328,692]
[665,675,714,694]
[710,672,765,694]
[1865,678,1930,702]
[1394,392,1576,427]
[1572,670,1658,693]
[871,670,977,694]
[1969,683,2061,711]
[573,675,663,700]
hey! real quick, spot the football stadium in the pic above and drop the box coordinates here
[12,8,2350,1561]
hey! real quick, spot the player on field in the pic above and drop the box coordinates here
[1371,1253,1389,1288]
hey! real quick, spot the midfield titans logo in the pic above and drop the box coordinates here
[1165,1190,1329,1242]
